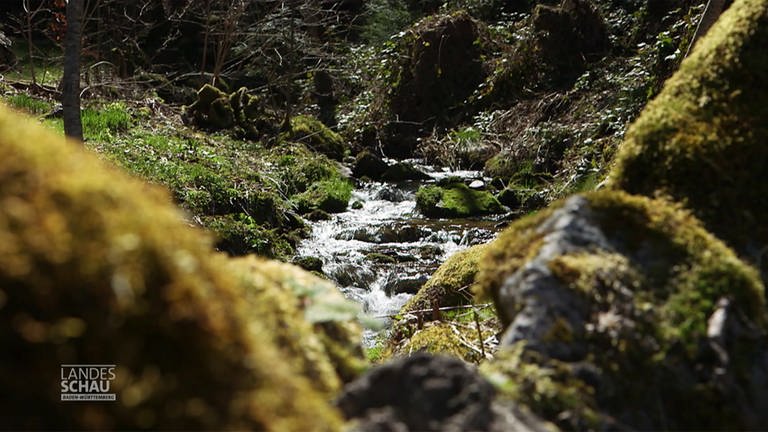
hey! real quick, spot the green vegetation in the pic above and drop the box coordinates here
[416,182,504,218]
[282,115,346,160]
[361,0,413,44]
[0,94,350,260]
[3,93,53,115]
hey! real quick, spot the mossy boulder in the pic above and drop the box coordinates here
[185,84,234,129]
[477,190,768,430]
[402,244,487,314]
[201,214,295,258]
[609,0,768,277]
[387,244,500,364]
[374,11,492,157]
[352,150,388,180]
[496,186,547,211]
[233,257,366,387]
[416,182,504,218]
[0,105,350,430]
[185,85,279,138]
[392,322,480,360]
[293,178,353,214]
[380,162,430,182]
[292,255,324,273]
[282,115,346,161]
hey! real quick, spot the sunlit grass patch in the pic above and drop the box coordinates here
[3,93,53,115]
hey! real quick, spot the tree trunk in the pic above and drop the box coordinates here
[62,0,84,141]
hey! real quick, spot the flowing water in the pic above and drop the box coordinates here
[297,162,502,344]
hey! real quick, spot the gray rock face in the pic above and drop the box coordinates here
[497,196,607,360]
[337,353,548,432]
[484,192,768,430]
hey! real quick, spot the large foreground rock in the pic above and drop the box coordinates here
[0,106,358,430]
[609,0,768,274]
[477,191,768,430]
[337,354,549,432]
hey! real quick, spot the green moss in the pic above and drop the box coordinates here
[609,0,768,264]
[272,144,341,195]
[395,322,487,362]
[403,244,487,313]
[483,151,519,181]
[0,105,343,430]
[202,214,294,258]
[82,119,351,260]
[365,253,397,264]
[477,190,767,429]
[481,343,601,430]
[283,115,345,161]
[232,256,366,393]
[416,183,504,218]
[293,178,353,214]
[197,83,227,106]
[293,256,324,272]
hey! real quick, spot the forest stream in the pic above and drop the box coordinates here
[297,161,501,345]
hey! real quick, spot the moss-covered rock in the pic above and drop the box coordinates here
[292,255,324,273]
[293,178,353,214]
[201,214,295,258]
[403,244,487,314]
[477,190,768,430]
[351,150,388,179]
[385,244,501,364]
[394,322,479,360]
[416,182,504,218]
[282,115,346,161]
[0,105,348,430]
[368,11,493,157]
[380,162,430,182]
[185,84,233,129]
[232,256,366,388]
[184,85,279,138]
[609,0,768,275]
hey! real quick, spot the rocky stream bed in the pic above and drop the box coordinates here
[297,161,501,344]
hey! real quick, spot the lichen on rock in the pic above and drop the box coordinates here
[477,190,768,430]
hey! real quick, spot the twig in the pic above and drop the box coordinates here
[373,303,493,319]
[448,322,490,361]
[474,308,486,359]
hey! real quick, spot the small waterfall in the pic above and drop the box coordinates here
[297,164,499,345]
